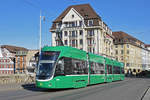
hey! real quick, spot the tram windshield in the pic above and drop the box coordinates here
[36,51,60,80]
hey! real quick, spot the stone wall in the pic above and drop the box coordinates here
[0,74,35,84]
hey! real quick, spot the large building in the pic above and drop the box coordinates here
[112,31,150,75]
[1,45,28,74]
[50,4,114,59]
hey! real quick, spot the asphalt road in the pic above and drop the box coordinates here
[0,78,150,100]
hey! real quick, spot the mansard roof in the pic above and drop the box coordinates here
[54,4,101,22]
[112,31,145,46]
[1,45,28,53]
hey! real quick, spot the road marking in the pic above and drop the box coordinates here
[141,87,150,100]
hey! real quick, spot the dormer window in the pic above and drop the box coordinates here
[88,20,93,26]
[56,23,61,28]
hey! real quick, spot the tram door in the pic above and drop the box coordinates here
[106,65,113,82]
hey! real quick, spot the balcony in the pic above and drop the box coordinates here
[86,35,95,39]
[69,35,77,40]
[63,21,83,29]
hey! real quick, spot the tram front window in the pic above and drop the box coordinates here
[36,51,60,80]
[40,51,60,61]
[37,63,53,79]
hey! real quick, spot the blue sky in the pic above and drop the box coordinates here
[0,0,150,49]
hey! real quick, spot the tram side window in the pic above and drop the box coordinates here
[117,67,121,74]
[63,57,88,75]
[82,61,88,74]
[99,63,105,74]
[72,59,87,74]
[90,62,105,74]
[107,65,112,74]
[96,63,105,74]
[95,63,100,74]
[64,57,73,75]
[113,66,121,74]
[90,62,95,74]
[55,58,65,76]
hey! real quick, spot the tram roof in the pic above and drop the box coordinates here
[88,53,105,64]
[42,46,87,61]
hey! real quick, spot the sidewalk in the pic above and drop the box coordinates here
[0,83,35,92]
[0,83,22,91]
[142,87,150,100]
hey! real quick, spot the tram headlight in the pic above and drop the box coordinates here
[40,83,43,86]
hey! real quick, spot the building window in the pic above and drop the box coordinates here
[69,22,75,27]
[88,20,93,26]
[80,39,83,45]
[64,31,68,36]
[72,31,75,37]
[115,45,118,48]
[79,21,82,26]
[72,40,75,45]
[79,30,83,35]
[65,40,68,45]
[93,48,95,53]
[87,30,94,36]
[121,45,123,48]
[127,44,129,48]
[88,39,92,45]
[76,40,78,46]
[115,50,118,55]
[126,63,130,66]
[121,56,124,61]
[76,30,78,37]
[127,50,129,54]
[121,50,123,54]
[116,57,118,61]
[72,22,75,27]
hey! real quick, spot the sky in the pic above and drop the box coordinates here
[0,0,150,49]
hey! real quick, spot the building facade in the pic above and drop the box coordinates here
[0,47,14,74]
[1,45,28,74]
[50,4,114,59]
[144,45,150,71]
[15,50,28,73]
[113,31,150,75]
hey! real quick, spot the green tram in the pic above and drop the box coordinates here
[36,46,124,89]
